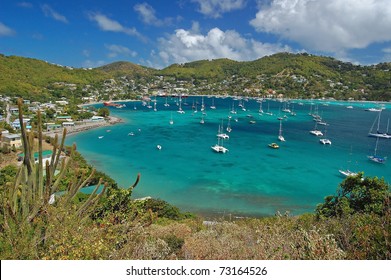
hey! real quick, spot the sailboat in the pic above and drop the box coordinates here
[210,97,216,109]
[217,121,229,139]
[226,117,232,132]
[278,119,285,141]
[230,102,237,114]
[367,137,387,163]
[177,95,185,114]
[211,128,229,153]
[169,113,174,125]
[368,110,391,139]
[319,126,331,145]
[310,122,323,136]
[265,102,273,116]
[339,146,358,177]
[200,115,205,124]
[258,102,263,114]
[200,96,205,112]
[164,97,170,107]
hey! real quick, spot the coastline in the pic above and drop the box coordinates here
[43,115,124,139]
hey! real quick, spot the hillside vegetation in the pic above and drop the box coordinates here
[1,52,391,101]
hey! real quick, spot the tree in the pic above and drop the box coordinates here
[97,107,110,117]
[316,173,391,218]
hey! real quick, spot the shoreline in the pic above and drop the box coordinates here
[43,115,124,139]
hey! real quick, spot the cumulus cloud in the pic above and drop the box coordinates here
[88,12,146,41]
[105,44,137,58]
[157,26,291,66]
[0,22,16,36]
[250,0,391,53]
[134,2,172,26]
[192,0,246,18]
[41,4,68,23]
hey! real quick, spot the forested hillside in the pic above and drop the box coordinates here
[1,53,391,101]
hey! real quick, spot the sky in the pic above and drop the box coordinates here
[1,0,391,69]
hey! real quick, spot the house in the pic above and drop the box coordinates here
[90,116,104,122]
[1,133,22,148]
[9,107,19,115]
[62,122,75,127]
[18,150,53,164]
[45,123,62,131]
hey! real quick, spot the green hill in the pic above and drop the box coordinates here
[97,61,155,77]
[0,54,109,101]
[1,52,391,101]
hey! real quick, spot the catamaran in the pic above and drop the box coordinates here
[319,127,331,145]
[211,127,228,153]
[217,122,229,139]
[310,122,323,136]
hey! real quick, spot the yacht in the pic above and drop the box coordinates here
[310,123,323,136]
[339,169,358,177]
[319,138,332,145]
[268,143,279,149]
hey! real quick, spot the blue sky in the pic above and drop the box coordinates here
[1,0,391,69]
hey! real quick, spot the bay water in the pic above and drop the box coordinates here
[67,98,391,217]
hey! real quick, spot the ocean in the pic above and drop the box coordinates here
[66,97,391,217]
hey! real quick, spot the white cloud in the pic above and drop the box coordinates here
[382,47,391,54]
[88,13,146,41]
[41,4,68,23]
[156,27,291,66]
[250,0,391,53]
[192,0,246,18]
[0,22,15,36]
[82,59,106,68]
[134,2,172,26]
[17,2,33,8]
[105,44,137,58]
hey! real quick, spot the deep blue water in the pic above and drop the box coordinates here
[66,97,391,217]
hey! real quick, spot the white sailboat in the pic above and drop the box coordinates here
[310,122,323,136]
[265,102,273,116]
[169,113,174,125]
[230,102,237,114]
[226,117,232,132]
[164,97,170,107]
[278,119,285,142]
[210,97,216,109]
[258,102,263,114]
[367,137,387,164]
[217,121,229,139]
[319,127,331,145]
[177,95,185,114]
[211,127,229,153]
[368,110,391,139]
[339,147,358,177]
[200,115,205,124]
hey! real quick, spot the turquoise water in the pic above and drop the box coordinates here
[66,98,391,217]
